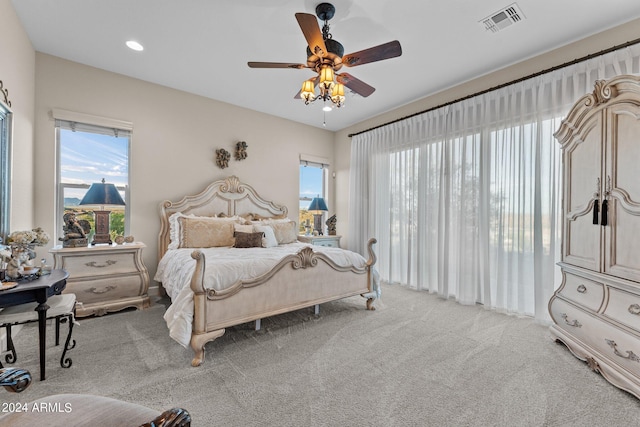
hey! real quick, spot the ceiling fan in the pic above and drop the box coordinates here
[247,2,402,109]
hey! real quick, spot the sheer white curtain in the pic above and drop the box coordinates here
[349,45,640,322]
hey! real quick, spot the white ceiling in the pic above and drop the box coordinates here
[11,0,640,131]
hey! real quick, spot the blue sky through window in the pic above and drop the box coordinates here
[299,165,323,210]
[60,129,128,199]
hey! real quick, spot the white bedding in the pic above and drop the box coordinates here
[155,242,377,348]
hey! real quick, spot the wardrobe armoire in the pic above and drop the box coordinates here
[549,74,640,398]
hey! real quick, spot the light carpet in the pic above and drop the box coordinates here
[2,284,640,426]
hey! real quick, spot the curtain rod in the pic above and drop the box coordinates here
[348,36,640,138]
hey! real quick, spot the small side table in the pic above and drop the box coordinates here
[50,243,150,317]
[298,235,341,248]
[0,269,69,381]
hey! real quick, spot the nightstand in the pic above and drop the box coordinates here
[297,235,341,248]
[49,242,150,317]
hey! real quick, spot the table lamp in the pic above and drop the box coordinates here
[79,178,125,245]
[308,196,328,236]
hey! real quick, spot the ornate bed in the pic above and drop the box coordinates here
[156,176,378,366]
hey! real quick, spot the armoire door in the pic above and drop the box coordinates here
[562,112,604,272]
[603,104,640,282]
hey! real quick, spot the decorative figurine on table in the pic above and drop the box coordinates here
[59,212,91,248]
[4,245,35,279]
[326,214,337,236]
[5,256,21,279]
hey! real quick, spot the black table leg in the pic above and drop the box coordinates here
[35,302,49,381]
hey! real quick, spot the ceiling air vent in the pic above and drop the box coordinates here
[480,3,525,33]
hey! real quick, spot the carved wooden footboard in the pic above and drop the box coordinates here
[188,238,377,366]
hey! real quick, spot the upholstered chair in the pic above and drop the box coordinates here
[0,368,191,426]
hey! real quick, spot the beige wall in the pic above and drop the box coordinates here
[7,0,640,283]
[334,17,640,249]
[0,0,35,232]
[34,54,334,290]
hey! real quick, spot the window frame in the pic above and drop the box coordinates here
[299,157,329,233]
[0,99,11,242]
[53,110,132,243]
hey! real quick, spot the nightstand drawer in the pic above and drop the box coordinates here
[297,235,341,248]
[66,274,144,304]
[57,251,137,278]
[50,243,150,317]
[314,240,339,247]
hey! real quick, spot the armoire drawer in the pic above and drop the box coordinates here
[558,271,605,312]
[549,297,596,346]
[551,297,640,378]
[603,287,640,332]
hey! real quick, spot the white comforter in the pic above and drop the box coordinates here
[155,243,375,348]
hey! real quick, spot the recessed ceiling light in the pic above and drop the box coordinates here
[126,40,144,51]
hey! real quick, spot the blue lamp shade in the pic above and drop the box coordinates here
[79,178,125,207]
[308,197,328,213]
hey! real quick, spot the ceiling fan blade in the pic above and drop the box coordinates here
[295,13,327,58]
[248,62,308,69]
[342,40,402,67]
[336,73,375,97]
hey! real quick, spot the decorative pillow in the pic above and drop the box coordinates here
[177,217,235,248]
[268,220,298,244]
[233,231,264,248]
[239,213,256,222]
[253,224,278,248]
[168,212,202,250]
[234,224,255,233]
[261,217,293,224]
[251,213,288,221]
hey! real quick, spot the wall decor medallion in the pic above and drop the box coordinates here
[235,141,248,161]
[216,148,231,169]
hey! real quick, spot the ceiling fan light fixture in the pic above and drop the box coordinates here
[248,3,401,113]
[319,66,334,85]
[301,80,316,104]
[331,83,345,107]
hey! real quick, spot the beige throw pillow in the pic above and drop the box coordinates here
[178,217,235,248]
[269,220,298,244]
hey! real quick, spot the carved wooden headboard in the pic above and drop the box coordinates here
[158,176,288,260]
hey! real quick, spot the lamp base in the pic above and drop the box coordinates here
[91,210,113,245]
[313,214,324,236]
[91,234,112,246]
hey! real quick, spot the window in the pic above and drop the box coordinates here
[299,158,328,234]
[0,101,11,241]
[55,114,131,243]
